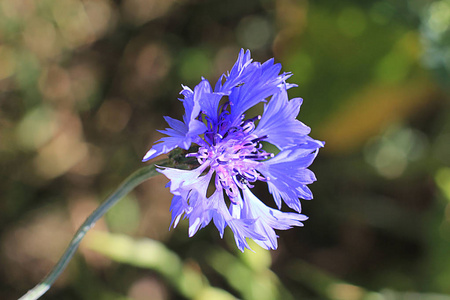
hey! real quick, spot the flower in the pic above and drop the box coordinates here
[143,49,324,251]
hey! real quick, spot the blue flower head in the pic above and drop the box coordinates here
[143,49,324,251]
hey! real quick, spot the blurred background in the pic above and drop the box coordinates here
[1,0,450,299]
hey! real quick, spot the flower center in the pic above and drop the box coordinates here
[189,115,272,202]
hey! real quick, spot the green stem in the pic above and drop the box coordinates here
[19,159,174,300]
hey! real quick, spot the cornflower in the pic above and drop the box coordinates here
[143,49,323,251]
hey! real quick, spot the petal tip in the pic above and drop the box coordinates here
[142,149,157,162]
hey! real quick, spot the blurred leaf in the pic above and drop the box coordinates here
[318,79,437,154]
[85,230,235,300]
[207,245,293,300]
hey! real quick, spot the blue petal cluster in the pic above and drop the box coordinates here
[143,49,324,251]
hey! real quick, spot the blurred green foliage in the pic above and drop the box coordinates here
[1,0,450,299]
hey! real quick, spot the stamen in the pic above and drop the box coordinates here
[218,101,230,112]
[192,111,274,203]
[245,115,261,124]
[251,135,267,143]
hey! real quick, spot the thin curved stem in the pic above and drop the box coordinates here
[19,159,173,300]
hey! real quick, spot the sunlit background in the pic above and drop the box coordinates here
[1,0,450,299]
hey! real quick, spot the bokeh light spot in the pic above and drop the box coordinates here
[236,16,272,50]
[16,105,57,151]
[179,48,212,82]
